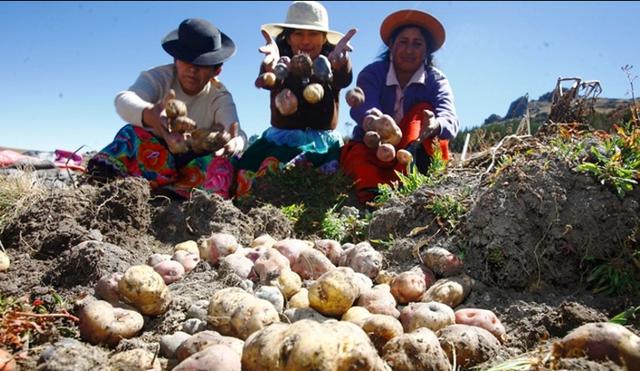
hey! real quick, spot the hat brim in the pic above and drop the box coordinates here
[261,23,344,45]
[380,10,445,51]
[162,29,237,66]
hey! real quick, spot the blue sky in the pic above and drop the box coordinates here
[1,1,638,153]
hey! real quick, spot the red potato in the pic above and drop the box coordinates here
[420,247,464,277]
[314,239,343,265]
[437,324,501,369]
[244,245,269,263]
[390,270,427,305]
[340,242,383,279]
[220,253,255,279]
[291,247,335,280]
[254,248,290,283]
[94,273,122,305]
[376,143,396,162]
[173,344,241,371]
[345,86,365,108]
[400,301,455,333]
[364,131,381,149]
[357,284,400,318]
[146,253,172,267]
[176,330,244,361]
[273,239,310,265]
[411,264,437,289]
[172,250,200,273]
[455,308,506,343]
[374,114,402,146]
[153,260,185,284]
[396,149,413,165]
[200,233,238,265]
[275,88,298,116]
[552,322,640,369]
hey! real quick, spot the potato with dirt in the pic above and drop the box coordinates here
[207,287,280,340]
[436,324,501,369]
[455,308,507,343]
[361,314,404,352]
[342,306,373,327]
[383,327,451,371]
[94,273,122,305]
[552,322,640,369]
[108,348,161,370]
[253,248,290,283]
[172,250,200,273]
[0,251,10,272]
[308,267,360,317]
[291,246,335,280]
[314,239,343,265]
[420,247,464,277]
[357,284,400,318]
[400,301,455,333]
[274,268,302,299]
[78,299,144,347]
[200,232,238,265]
[340,241,383,279]
[175,330,244,361]
[153,259,185,284]
[242,319,389,370]
[288,288,309,309]
[421,274,473,308]
[118,264,171,316]
[390,270,427,305]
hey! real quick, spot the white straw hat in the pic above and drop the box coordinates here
[261,1,343,45]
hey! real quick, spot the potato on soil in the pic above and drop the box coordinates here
[200,232,238,265]
[420,247,464,277]
[400,301,455,333]
[207,287,280,340]
[308,267,360,317]
[455,308,506,343]
[153,260,185,284]
[251,234,277,249]
[284,307,331,323]
[291,247,335,280]
[255,285,285,313]
[357,284,400,318]
[436,324,501,369]
[0,251,9,272]
[362,314,404,353]
[94,273,122,304]
[340,242,383,279]
[146,253,172,267]
[174,240,199,255]
[552,322,640,369]
[342,306,373,327]
[421,274,472,308]
[78,299,144,347]
[172,250,200,273]
[176,330,244,361]
[273,238,310,265]
[220,253,255,279]
[383,327,451,371]
[118,265,171,316]
[390,270,427,305]
[274,268,302,299]
[173,344,241,371]
[253,248,290,283]
[314,239,343,265]
[242,319,389,371]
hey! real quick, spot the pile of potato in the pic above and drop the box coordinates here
[74,232,640,370]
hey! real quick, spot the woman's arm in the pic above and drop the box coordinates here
[429,69,459,140]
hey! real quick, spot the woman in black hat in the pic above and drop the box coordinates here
[88,18,246,199]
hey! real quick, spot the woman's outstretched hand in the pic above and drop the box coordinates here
[328,28,357,70]
[259,29,280,72]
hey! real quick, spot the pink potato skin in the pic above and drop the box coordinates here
[153,260,185,284]
[455,308,506,343]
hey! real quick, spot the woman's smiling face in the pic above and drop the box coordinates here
[390,26,428,75]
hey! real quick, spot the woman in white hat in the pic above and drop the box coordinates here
[88,18,246,199]
[341,9,459,204]
[233,1,357,198]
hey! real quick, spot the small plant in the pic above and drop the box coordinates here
[585,256,640,296]
[374,145,447,204]
[320,206,371,243]
[609,306,640,326]
[426,193,466,232]
[279,203,306,224]
[369,233,396,250]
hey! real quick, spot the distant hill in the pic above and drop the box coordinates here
[451,91,634,153]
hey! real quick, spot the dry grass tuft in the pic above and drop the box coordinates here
[0,169,46,232]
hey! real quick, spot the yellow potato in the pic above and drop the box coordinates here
[118,265,171,316]
[308,267,360,317]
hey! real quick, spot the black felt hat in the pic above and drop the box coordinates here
[162,18,236,66]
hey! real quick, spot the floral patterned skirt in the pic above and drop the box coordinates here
[87,124,233,199]
[232,127,343,198]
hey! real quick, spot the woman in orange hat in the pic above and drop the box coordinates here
[232,1,357,199]
[341,9,459,204]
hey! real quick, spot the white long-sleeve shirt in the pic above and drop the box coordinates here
[114,64,247,143]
